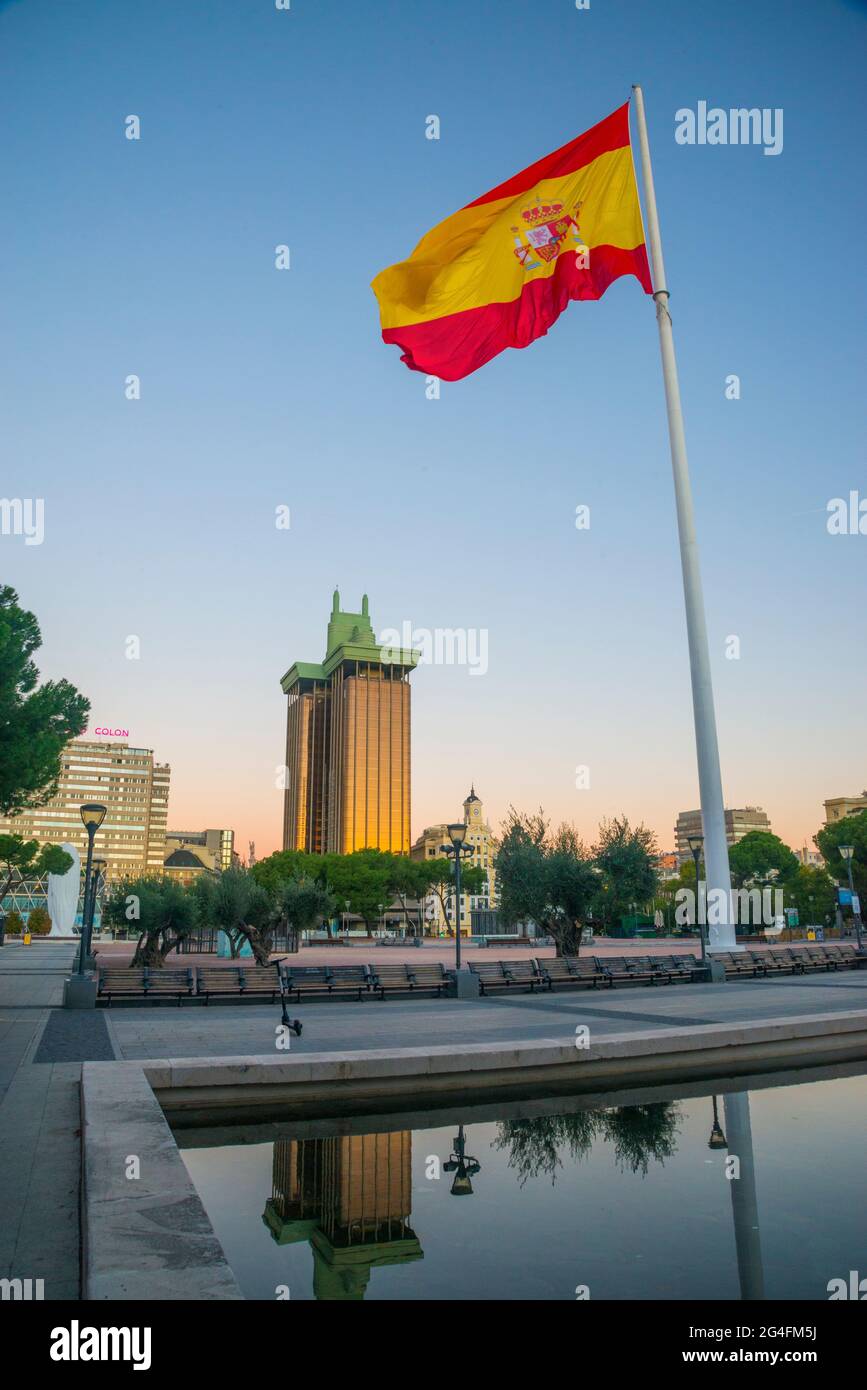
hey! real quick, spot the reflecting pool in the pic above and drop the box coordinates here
[176,1065,867,1300]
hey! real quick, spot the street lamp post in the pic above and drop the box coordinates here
[77,804,106,976]
[687,833,707,964]
[838,845,863,952]
[441,822,471,971]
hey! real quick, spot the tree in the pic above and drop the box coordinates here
[272,876,335,952]
[0,586,89,816]
[591,817,659,931]
[727,831,798,891]
[419,857,486,936]
[102,876,197,966]
[816,810,867,908]
[495,810,596,955]
[495,809,553,934]
[27,905,51,936]
[4,908,24,935]
[0,833,73,914]
[545,825,598,955]
[784,863,837,927]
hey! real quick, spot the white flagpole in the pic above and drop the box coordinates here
[631,84,737,953]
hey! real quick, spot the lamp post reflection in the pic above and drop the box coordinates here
[443,1125,481,1196]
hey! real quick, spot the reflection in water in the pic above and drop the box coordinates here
[443,1125,482,1196]
[264,1133,422,1300]
[179,1065,867,1301]
[723,1092,765,1301]
[493,1103,682,1184]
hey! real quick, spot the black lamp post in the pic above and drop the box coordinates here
[838,845,863,951]
[77,804,106,976]
[708,1095,727,1149]
[687,832,707,964]
[441,821,471,970]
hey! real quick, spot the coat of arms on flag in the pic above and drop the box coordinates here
[511,199,585,268]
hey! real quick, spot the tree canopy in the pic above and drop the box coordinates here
[0,586,89,817]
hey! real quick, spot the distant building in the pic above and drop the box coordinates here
[674,806,771,865]
[280,591,418,855]
[165,828,235,872]
[656,852,680,880]
[0,738,170,885]
[411,787,497,935]
[794,845,824,868]
[824,793,867,824]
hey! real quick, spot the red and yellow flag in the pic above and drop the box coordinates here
[372,102,652,381]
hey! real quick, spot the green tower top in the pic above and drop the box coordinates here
[325,589,377,660]
[279,590,419,694]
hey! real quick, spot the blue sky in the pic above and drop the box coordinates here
[2,0,865,856]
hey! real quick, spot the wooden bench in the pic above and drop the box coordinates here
[369,962,449,998]
[98,967,148,1005]
[826,943,865,969]
[672,953,706,980]
[652,955,696,984]
[282,966,333,999]
[713,952,759,978]
[602,957,656,986]
[281,964,369,999]
[323,965,369,999]
[196,967,246,1002]
[481,936,535,948]
[469,960,541,994]
[624,955,671,985]
[238,965,284,1000]
[98,966,195,1005]
[535,957,608,989]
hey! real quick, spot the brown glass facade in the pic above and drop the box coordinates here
[280,594,417,856]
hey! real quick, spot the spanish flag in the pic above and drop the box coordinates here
[372,102,652,381]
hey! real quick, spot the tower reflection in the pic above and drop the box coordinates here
[263,1132,422,1299]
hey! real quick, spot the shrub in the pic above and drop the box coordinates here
[4,909,24,935]
[28,906,52,936]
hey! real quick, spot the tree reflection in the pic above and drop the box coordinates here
[493,1102,681,1185]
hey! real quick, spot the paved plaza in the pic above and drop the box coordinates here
[2,938,866,1299]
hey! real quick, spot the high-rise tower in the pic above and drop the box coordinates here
[280,591,418,855]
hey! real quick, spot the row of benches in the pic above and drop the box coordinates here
[468,943,865,994]
[97,961,451,1005]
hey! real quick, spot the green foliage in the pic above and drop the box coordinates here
[27,905,51,935]
[495,810,599,955]
[4,908,24,935]
[493,1102,681,1186]
[591,817,659,930]
[727,831,798,889]
[783,863,837,925]
[0,586,89,817]
[816,810,867,905]
[103,875,197,966]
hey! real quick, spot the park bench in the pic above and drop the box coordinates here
[787,947,827,974]
[712,952,759,978]
[281,965,335,1000]
[652,955,696,984]
[469,960,541,994]
[535,956,608,989]
[481,936,535,948]
[97,966,195,1005]
[368,962,449,998]
[237,964,285,1001]
[195,967,247,1002]
[827,942,865,969]
[624,955,671,985]
[763,949,796,974]
[97,967,148,1004]
[322,965,370,999]
[602,957,655,987]
[672,953,706,980]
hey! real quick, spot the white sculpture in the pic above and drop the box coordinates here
[47,843,81,937]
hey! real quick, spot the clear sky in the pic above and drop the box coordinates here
[3,0,865,860]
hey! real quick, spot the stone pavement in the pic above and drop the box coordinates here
[110,970,867,1060]
[0,941,92,1299]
